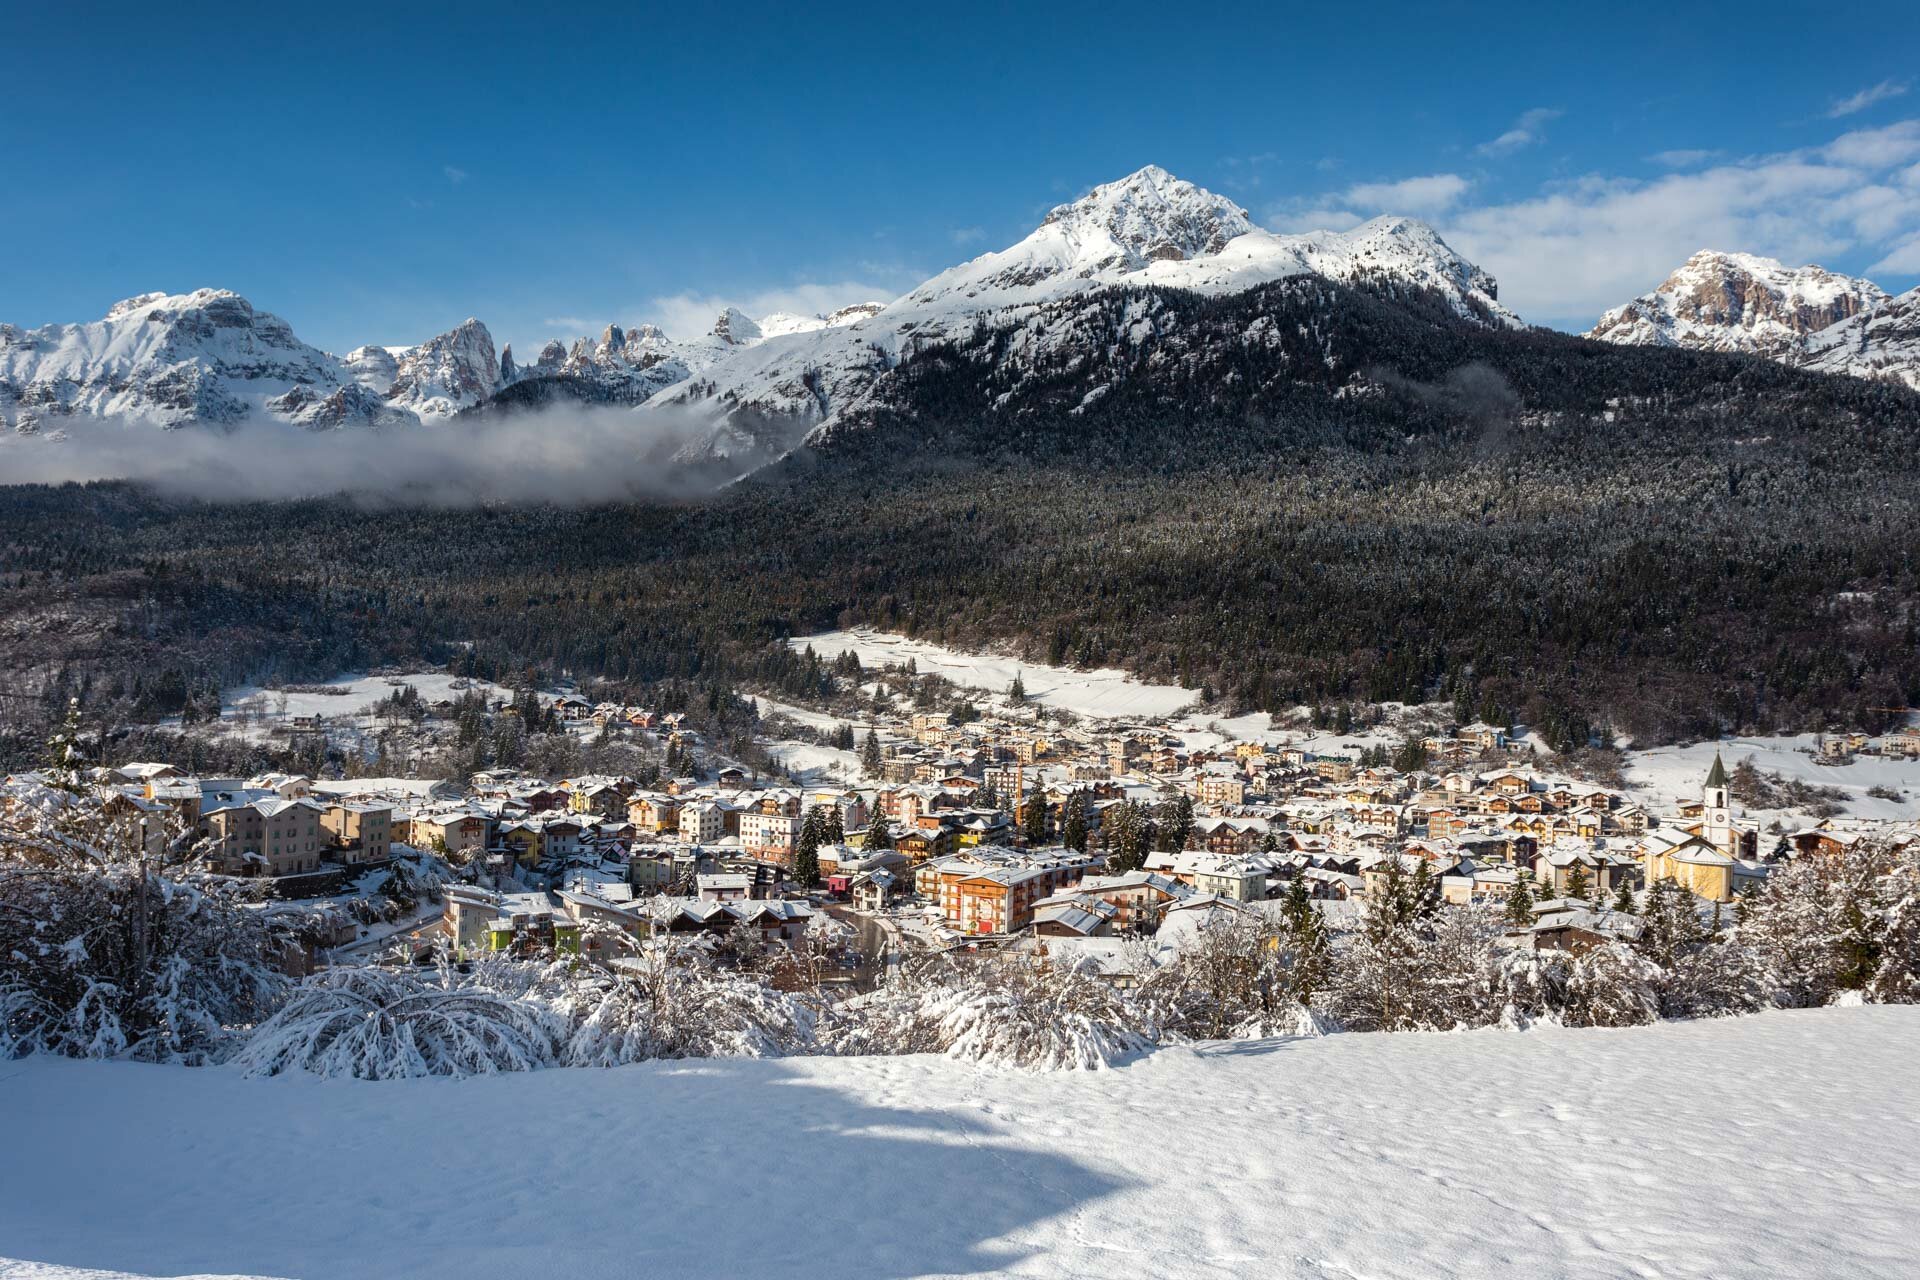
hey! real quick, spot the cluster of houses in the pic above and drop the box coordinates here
[13,690,1919,967]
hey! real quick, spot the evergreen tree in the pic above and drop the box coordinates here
[1009,670,1026,700]
[1061,791,1089,854]
[1103,801,1152,872]
[1155,793,1194,852]
[1565,860,1591,902]
[863,816,893,852]
[1613,879,1637,914]
[44,698,85,795]
[1279,877,1333,1003]
[1022,787,1049,845]
[1504,868,1536,927]
[793,810,822,887]
[1636,878,1703,969]
[860,729,883,779]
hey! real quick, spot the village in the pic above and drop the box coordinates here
[49,657,1920,984]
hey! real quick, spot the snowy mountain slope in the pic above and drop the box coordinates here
[643,166,1518,457]
[1586,250,1901,371]
[493,301,890,410]
[0,290,358,432]
[1800,285,1920,392]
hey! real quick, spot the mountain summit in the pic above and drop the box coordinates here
[1588,251,1918,391]
[1587,251,1887,358]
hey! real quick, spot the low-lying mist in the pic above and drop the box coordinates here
[0,404,762,505]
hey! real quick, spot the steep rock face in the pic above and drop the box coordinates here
[0,289,351,429]
[384,318,498,418]
[343,344,402,394]
[1801,286,1920,391]
[1588,251,1888,358]
[267,382,415,429]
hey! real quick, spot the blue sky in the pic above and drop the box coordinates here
[4,0,1918,353]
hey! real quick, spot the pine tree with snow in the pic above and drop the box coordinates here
[1637,878,1702,969]
[1102,800,1152,872]
[1279,877,1333,1004]
[1504,869,1535,927]
[1613,880,1637,914]
[43,698,86,795]
[1009,670,1026,700]
[860,728,883,779]
[1155,793,1194,852]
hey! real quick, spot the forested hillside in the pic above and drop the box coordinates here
[3,277,1916,763]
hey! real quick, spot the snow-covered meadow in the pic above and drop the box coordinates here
[2,1007,1915,1280]
[1624,733,1920,822]
[792,630,1201,720]
[220,673,513,724]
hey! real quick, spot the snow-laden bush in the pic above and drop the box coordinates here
[560,946,818,1065]
[1495,947,1570,1028]
[1737,843,1920,1008]
[0,865,300,1063]
[1657,941,1766,1020]
[231,959,567,1080]
[823,954,1149,1070]
[932,956,1151,1070]
[1561,943,1661,1028]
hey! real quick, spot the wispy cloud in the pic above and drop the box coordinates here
[1441,119,1920,325]
[951,226,986,247]
[1648,149,1720,169]
[1265,118,1920,328]
[443,165,469,184]
[1829,80,1909,118]
[1475,107,1562,157]
[1342,173,1472,215]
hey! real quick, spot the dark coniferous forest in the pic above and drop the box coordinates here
[2,277,1916,763]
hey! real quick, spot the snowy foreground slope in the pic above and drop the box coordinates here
[2,1007,1916,1280]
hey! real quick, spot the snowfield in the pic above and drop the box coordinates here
[221,672,512,722]
[2,1007,1916,1280]
[1624,733,1920,822]
[792,630,1201,721]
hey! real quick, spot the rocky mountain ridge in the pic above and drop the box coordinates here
[1587,250,1917,390]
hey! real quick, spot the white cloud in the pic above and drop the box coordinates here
[1868,231,1920,275]
[1475,107,1562,157]
[951,226,986,246]
[1270,117,1920,329]
[644,280,904,339]
[1339,173,1472,215]
[1649,149,1720,168]
[1829,79,1909,118]
[443,165,469,184]
[1266,174,1467,233]
[1265,206,1365,233]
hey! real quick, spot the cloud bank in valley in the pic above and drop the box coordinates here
[0,405,742,506]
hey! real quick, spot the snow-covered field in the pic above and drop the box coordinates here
[792,630,1200,721]
[1625,734,1920,822]
[3,1007,1916,1280]
[222,673,511,723]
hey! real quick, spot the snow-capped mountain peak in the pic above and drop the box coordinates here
[384,318,498,418]
[1,288,354,430]
[1586,250,1917,392]
[1037,164,1255,267]
[1587,251,1888,358]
